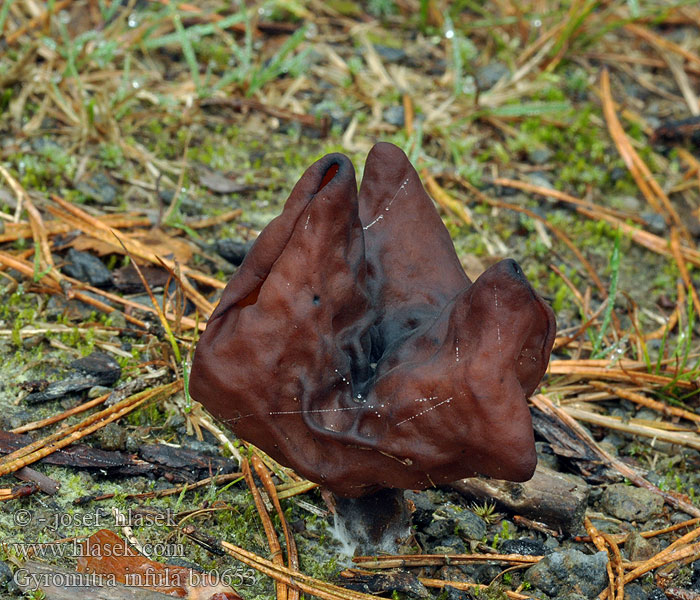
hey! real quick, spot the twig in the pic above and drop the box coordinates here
[620,529,700,586]
[548,360,696,389]
[454,175,608,298]
[624,24,700,69]
[562,405,700,450]
[242,457,288,600]
[588,382,700,426]
[423,172,472,226]
[575,518,700,545]
[419,578,536,600]
[0,381,182,477]
[600,69,687,238]
[585,517,615,600]
[11,391,112,434]
[4,0,73,45]
[251,455,300,600]
[670,227,700,319]
[209,534,377,600]
[353,553,542,569]
[530,394,700,518]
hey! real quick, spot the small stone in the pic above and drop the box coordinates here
[525,549,608,597]
[21,335,43,350]
[424,505,487,541]
[76,172,118,205]
[383,105,405,127]
[442,586,471,600]
[609,166,627,182]
[601,483,664,522]
[624,583,647,600]
[635,408,659,421]
[543,536,560,552]
[536,441,558,470]
[454,562,502,585]
[529,147,553,165]
[690,558,700,591]
[62,248,112,287]
[0,559,18,594]
[424,506,456,538]
[500,538,546,556]
[8,410,32,430]
[88,385,111,399]
[455,510,487,541]
[475,61,509,90]
[431,538,466,555]
[107,310,127,329]
[374,44,406,63]
[47,291,114,321]
[641,211,667,235]
[125,434,140,453]
[671,511,692,525]
[527,172,554,190]
[71,352,121,383]
[614,196,642,212]
[179,437,220,457]
[214,239,252,266]
[95,422,126,451]
[598,440,619,457]
[405,490,437,530]
[625,532,656,561]
[601,431,626,450]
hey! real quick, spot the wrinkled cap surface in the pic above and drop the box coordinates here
[189,142,556,497]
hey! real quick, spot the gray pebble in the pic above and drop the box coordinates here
[641,211,667,235]
[63,248,112,288]
[614,196,642,212]
[76,172,117,205]
[527,172,554,190]
[374,44,407,63]
[0,559,18,594]
[500,538,546,556]
[525,548,609,597]
[623,583,647,600]
[529,147,553,165]
[424,505,487,541]
[625,532,656,562]
[475,61,509,90]
[96,422,126,451]
[383,105,405,127]
[107,310,127,329]
[601,483,664,522]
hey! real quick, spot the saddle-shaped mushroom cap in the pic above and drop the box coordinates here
[189,142,556,497]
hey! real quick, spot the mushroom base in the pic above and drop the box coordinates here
[332,488,411,555]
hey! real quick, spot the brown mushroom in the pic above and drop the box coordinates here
[189,142,556,500]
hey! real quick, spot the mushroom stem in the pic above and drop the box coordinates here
[333,488,411,554]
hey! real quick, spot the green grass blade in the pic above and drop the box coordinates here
[143,12,246,49]
[0,0,14,36]
[592,228,621,357]
[172,12,201,93]
[483,101,572,118]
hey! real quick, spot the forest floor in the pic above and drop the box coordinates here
[1,1,700,599]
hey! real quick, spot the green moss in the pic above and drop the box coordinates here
[98,143,125,169]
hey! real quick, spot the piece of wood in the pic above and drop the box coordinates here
[14,466,60,495]
[450,464,589,535]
